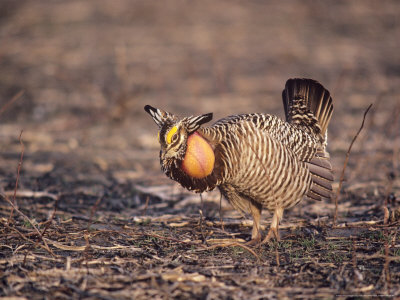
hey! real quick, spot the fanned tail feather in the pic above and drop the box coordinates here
[282,78,334,201]
[282,78,333,146]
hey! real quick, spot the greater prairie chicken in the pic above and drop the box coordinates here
[144,78,334,243]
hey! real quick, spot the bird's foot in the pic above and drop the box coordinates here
[261,227,280,244]
[245,234,261,246]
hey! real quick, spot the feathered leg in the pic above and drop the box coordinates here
[262,207,283,243]
[246,202,262,245]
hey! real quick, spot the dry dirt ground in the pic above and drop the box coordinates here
[1,1,400,299]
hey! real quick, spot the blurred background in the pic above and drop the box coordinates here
[0,0,399,208]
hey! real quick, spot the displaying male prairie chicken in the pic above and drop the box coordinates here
[144,78,334,244]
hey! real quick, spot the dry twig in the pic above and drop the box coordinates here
[4,190,59,201]
[87,196,103,230]
[0,90,24,117]
[41,196,60,236]
[8,130,24,223]
[198,205,207,244]
[1,216,55,256]
[333,104,373,226]
[219,191,225,231]
[206,242,261,262]
[2,131,55,257]
[142,195,150,216]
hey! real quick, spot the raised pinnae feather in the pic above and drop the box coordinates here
[144,105,176,128]
[186,113,213,133]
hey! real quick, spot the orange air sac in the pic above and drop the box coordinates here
[181,132,215,178]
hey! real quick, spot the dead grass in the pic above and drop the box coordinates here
[1,200,399,298]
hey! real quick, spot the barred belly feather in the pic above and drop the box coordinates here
[202,117,313,213]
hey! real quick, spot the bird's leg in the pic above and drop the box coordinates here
[245,202,262,245]
[262,207,283,243]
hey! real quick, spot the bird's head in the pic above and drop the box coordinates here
[144,105,213,173]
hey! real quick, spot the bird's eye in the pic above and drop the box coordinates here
[171,133,179,143]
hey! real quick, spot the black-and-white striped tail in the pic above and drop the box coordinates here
[282,78,334,201]
[282,78,333,146]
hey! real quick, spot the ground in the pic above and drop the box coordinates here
[0,1,399,299]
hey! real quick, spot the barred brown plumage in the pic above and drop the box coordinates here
[144,78,334,244]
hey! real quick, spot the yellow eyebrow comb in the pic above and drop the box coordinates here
[166,126,178,144]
